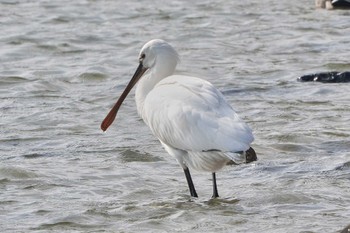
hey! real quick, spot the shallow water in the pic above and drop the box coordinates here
[1,0,350,232]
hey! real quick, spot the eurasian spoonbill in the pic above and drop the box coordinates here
[101,39,256,198]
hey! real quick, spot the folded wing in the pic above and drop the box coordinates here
[142,75,254,153]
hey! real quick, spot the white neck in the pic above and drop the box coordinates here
[135,54,177,117]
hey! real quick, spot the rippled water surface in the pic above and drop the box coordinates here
[1,1,350,232]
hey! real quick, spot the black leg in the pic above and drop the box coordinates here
[183,168,198,197]
[212,172,219,198]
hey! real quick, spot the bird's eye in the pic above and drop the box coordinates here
[140,54,146,60]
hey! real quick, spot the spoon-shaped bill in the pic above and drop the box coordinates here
[101,63,148,131]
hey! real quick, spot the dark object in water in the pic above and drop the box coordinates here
[226,147,257,165]
[316,0,350,9]
[298,71,350,83]
[340,224,350,233]
[332,0,350,8]
[245,147,257,163]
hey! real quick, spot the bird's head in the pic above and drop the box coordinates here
[100,39,178,132]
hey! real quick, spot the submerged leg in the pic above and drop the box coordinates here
[183,167,198,198]
[212,172,219,198]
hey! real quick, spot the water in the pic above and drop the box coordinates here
[1,0,350,232]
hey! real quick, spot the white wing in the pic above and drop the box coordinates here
[142,75,254,153]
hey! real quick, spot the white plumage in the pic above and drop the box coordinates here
[142,75,253,171]
[101,39,256,198]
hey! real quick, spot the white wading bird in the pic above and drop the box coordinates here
[101,39,256,198]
